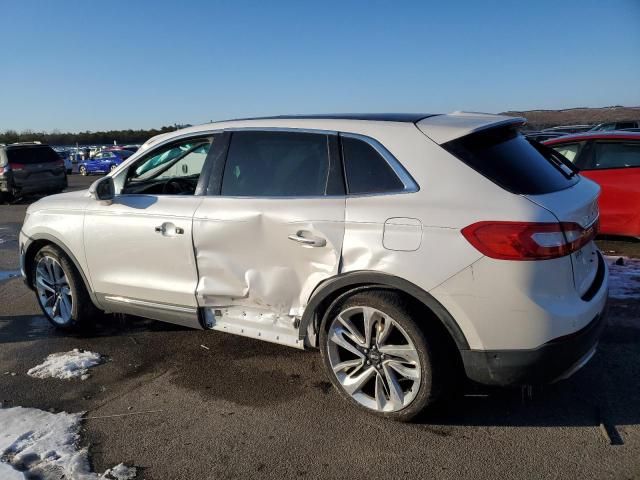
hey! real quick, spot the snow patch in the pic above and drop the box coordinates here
[27,349,103,380]
[605,256,640,300]
[102,463,138,479]
[0,407,136,479]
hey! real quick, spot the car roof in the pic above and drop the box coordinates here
[2,143,52,150]
[140,111,526,151]
[230,113,439,123]
[543,131,640,144]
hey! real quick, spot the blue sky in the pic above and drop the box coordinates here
[1,0,639,132]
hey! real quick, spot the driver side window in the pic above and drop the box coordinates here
[121,137,213,195]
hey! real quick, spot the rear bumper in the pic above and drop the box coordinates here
[16,179,67,194]
[461,303,607,386]
[2,178,67,195]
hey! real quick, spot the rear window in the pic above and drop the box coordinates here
[6,146,60,164]
[442,127,579,195]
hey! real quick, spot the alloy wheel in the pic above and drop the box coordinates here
[326,306,422,412]
[80,166,87,176]
[35,256,73,325]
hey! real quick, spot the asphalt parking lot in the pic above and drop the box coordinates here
[1,175,639,479]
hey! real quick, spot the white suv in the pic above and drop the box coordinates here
[19,113,608,421]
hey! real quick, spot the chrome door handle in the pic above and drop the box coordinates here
[288,231,326,247]
[155,223,184,235]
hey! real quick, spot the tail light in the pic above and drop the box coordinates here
[461,220,598,260]
[8,163,25,171]
[55,159,65,167]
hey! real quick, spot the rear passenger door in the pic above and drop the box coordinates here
[580,140,640,235]
[192,130,345,347]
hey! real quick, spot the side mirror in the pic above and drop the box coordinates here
[89,176,115,203]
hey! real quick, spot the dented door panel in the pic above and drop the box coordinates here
[193,197,345,335]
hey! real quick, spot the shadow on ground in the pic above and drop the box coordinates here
[1,302,637,436]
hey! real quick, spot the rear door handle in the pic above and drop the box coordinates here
[288,231,326,247]
[155,223,184,236]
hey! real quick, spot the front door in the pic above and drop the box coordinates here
[83,136,215,327]
[192,130,345,347]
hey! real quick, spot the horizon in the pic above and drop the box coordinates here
[1,104,638,136]
[1,0,639,131]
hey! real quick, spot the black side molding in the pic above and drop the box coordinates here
[300,270,470,350]
[22,232,103,310]
[461,308,607,386]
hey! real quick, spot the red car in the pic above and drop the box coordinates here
[544,132,640,238]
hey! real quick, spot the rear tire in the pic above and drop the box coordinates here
[79,166,87,176]
[319,290,446,422]
[32,244,100,331]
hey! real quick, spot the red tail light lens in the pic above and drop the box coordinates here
[8,162,24,171]
[461,220,598,260]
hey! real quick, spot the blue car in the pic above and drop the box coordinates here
[78,150,134,175]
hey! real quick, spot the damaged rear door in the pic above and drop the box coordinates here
[192,129,345,348]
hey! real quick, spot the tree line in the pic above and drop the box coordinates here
[0,125,192,146]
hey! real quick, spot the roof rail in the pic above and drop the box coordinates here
[10,141,43,146]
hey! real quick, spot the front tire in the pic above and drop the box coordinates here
[319,291,444,422]
[32,244,99,330]
[79,165,87,176]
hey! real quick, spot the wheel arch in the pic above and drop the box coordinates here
[23,233,103,309]
[301,271,470,352]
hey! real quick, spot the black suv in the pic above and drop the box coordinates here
[0,142,67,201]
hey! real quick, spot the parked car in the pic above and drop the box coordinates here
[589,121,640,131]
[53,148,73,174]
[523,131,568,142]
[78,150,134,175]
[121,144,140,152]
[20,113,608,421]
[541,125,593,134]
[0,142,67,201]
[544,131,640,238]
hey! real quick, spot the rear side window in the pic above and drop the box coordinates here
[588,142,640,169]
[6,146,60,164]
[551,143,583,163]
[616,122,636,130]
[341,136,405,194]
[221,131,329,197]
[443,127,579,195]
